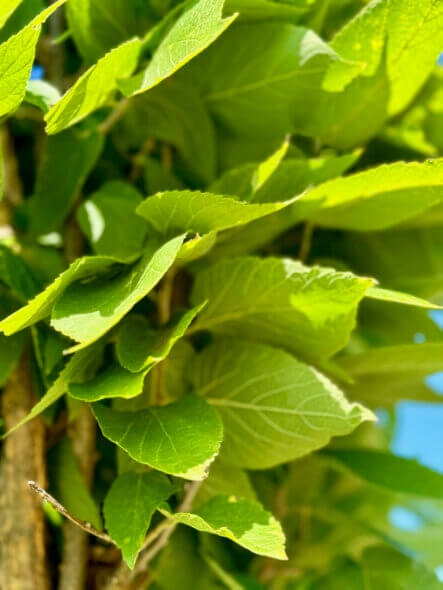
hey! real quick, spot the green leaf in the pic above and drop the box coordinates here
[25,79,61,113]
[136,190,292,239]
[2,345,103,437]
[365,286,441,309]
[362,546,443,589]
[27,127,103,235]
[51,235,185,352]
[66,0,160,62]
[116,304,204,373]
[325,449,443,500]
[162,495,287,560]
[224,0,309,22]
[103,471,175,568]
[68,364,147,402]
[119,0,236,97]
[192,339,374,469]
[297,159,443,231]
[45,38,142,134]
[0,0,23,29]
[49,437,102,530]
[0,255,123,336]
[124,80,217,184]
[0,0,67,118]
[195,459,256,508]
[92,394,223,480]
[323,0,388,92]
[77,181,147,259]
[387,0,443,115]
[191,257,374,361]
[339,342,443,380]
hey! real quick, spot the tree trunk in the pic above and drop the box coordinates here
[0,355,50,590]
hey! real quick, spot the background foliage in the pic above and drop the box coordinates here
[0,0,443,589]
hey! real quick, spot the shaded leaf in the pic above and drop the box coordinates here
[77,181,147,259]
[104,471,175,568]
[68,364,146,402]
[49,437,102,529]
[116,304,203,373]
[325,449,443,500]
[27,127,103,235]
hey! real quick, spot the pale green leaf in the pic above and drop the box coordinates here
[192,339,374,469]
[2,345,103,437]
[25,79,61,113]
[116,304,204,373]
[250,137,289,193]
[27,127,103,235]
[68,364,147,402]
[119,0,236,97]
[297,159,443,230]
[92,394,223,480]
[136,190,292,239]
[51,235,185,352]
[104,471,175,568]
[0,0,23,29]
[0,0,67,118]
[323,0,388,92]
[387,0,443,115]
[366,286,441,309]
[45,38,142,134]
[224,0,309,22]
[0,255,123,336]
[162,495,287,560]
[325,449,443,500]
[77,181,147,259]
[49,437,102,530]
[191,257,374,361]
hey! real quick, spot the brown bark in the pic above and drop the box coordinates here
[0,356,50,590]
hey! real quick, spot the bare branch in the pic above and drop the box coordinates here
[28,480,112,543]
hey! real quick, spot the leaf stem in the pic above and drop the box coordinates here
[99,98,130,135]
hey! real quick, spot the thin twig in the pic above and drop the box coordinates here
[28,481,112,543]
[99,98,130,135]
[299,222,314,264]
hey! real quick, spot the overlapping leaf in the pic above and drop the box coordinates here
[162,495,287,560]
[104,471,175,568]
[119,0,236,97]
[45,38,142,134]
[191,339,374,468]
[51,235,185,352]
[296,159,443,230]
[0,0,66,118]
[93,394,223,480]
[191,257,375,360]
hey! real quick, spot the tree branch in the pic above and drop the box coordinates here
[28,480,112,543]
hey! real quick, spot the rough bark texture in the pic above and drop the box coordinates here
[58,405,97,590]
[0,356,50,590]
